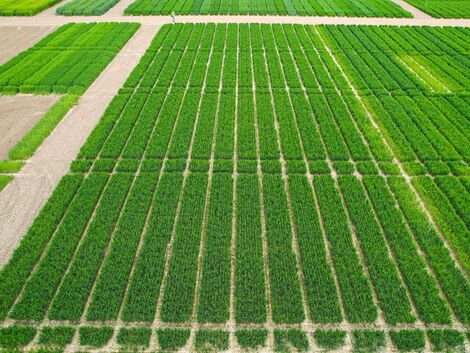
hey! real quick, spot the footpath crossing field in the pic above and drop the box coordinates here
[0,22,468,352]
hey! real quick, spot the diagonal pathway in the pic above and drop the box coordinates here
[389,0,432,18]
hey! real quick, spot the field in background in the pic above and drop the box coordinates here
[0,0,60,16]
[56,0,120,16]
[404,0,470,18]
[0,23,468,352]
[125,0,411,17]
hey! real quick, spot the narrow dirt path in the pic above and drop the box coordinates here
[0,14,468,27]
[390,0,432,18]
[0,25,160,268]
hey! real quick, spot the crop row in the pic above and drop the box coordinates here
[404,0,470,18]
[77,24,400,169]
[0,0,60,15]
[56,0,119,15]
[124,0,410,16]
[0,23,139,94]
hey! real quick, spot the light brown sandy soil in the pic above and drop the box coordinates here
[0,14,468,27]
[390,0,432,18]
[0,25,160,268]
[104,0,137,16]
[0,95,60,160]
[0,26,55,65]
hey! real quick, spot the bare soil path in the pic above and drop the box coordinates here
[0,95,60,160]
[0,14,468,27]
[0,25,160,267]
[389,0,432,18]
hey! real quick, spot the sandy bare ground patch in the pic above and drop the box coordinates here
[0,26,55,66]
[105,0,136,16]
[0,95,60,160]
[0,25,160,268]
[390,0,432,18]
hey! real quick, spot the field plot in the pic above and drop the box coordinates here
[0,0,60,15]
[0,23,139,190]
[0,23,468,352]
[56,0,119,16]
[124,0,411,17]
[0,23,140,95]
[404,0,470,18]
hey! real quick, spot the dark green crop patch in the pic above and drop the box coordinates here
[0,326,36,348]
[117,327,152,347]
[157,329,190,351]
[309,160,330,175]
[353,330,386,352]
[427,329,465,352]
[314,329,346,350]
[38,327,74,347]
[390,330,425,352]
[79,327,113,348]
[333,161,355,174]
[236,329,267,350]
[70,160,92,173]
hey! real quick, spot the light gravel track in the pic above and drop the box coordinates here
[0,14,469,27]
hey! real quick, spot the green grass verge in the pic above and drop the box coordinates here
[0,175,13,192]
[0,161,24,173]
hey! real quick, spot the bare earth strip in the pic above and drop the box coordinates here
[0,15,468,27]
[0,25,160,268]
[0,26,55,65]
[389,0,432,19]
[0,95,60,160]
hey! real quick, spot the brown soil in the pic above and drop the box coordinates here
[0,95,60,160]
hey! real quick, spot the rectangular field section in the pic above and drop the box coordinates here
[0,24,468,352]
[125,0,411,17]
[0,23,140,95]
